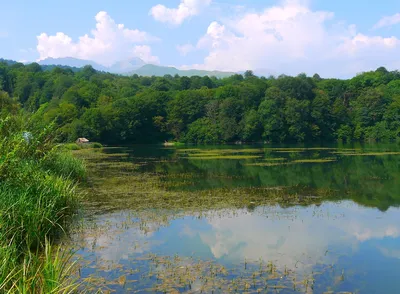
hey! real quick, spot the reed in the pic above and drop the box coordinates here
[0,114,85,293]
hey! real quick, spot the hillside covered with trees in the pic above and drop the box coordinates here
[1,61,399,144]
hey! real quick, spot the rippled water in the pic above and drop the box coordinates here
[69,144,400,293]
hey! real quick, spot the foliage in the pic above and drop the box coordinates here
[0,112,84,292]
[1,61,400,143]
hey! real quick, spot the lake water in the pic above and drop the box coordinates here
[70,144,400,293]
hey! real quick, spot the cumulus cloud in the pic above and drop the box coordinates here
[37,11,159,66]
[181,0,400,77]
[132,45,160,64]
[150,0,212,25]
[373,13,400,29]
[193,203,400,271]
[338,34,400,54]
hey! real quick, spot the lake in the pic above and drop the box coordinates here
[69,144,400,293]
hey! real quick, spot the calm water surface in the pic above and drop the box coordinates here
[70,144,400,293]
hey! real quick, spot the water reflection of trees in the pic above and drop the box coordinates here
[157,153,400,211]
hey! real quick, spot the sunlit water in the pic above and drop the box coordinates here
[69,144,400,293]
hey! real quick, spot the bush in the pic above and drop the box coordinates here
[63,143,81,150]
[91,142,103,148]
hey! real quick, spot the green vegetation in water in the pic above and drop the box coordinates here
[179,148,264,154]
[263,157,286,161]
[74,148,337,222]
[274,150,305,153]
[63,142,103,150]
[68,147,400,292]
[75,252,339,293]
[75,147,400,215]
[245,162,288,167]
[187,155,262,160]
[184,152,222,157]
[340,152,400,156]
[0,114,84,292]
[146,254,336,293]
[292,158,337,163]
[246,158,336,166]
[178,148,265,160]
[265,147,337,151]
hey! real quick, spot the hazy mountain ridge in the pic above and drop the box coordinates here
[2,57,239,78]
[129,64,236,78]
[35,57,235,77]
[38,57,110,72]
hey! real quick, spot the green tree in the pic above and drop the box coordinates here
[258,87,286,142]
[184,118,219,143]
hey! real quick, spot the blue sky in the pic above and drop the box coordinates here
[1,0,400,77]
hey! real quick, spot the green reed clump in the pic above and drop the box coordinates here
[43,149,86,181]
[0,114,84,292]
[63,142,103,151]
[0,241,80,294]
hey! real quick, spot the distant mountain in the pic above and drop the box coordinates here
[38,57,108,72]
[5,57,235,77]
[129,64,235,78]
[108,57,145,74]
[38,57,147,74]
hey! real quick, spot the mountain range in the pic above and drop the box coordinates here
[33,57,235,78]
[37,57,145,74]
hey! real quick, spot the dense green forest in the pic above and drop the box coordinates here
[1,61,399,144]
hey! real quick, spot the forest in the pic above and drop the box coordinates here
[1,61,399,144]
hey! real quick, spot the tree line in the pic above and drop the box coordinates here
[1,61,399,144]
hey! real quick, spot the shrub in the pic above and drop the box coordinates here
[91,142,103,149]
[63,143,81,150]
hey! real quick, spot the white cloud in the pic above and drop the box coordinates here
[150,0,212,25]
[181,0,400,77]
[176,43,195,56]
[337,34,399,56]
[194,203,400,272]
[132,45,160,64]
[373,13,400,29]
[37,11,159,66]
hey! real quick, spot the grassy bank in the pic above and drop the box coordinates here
[0,114,85,293]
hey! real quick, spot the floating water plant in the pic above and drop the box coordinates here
[263,157,286,161]
[292,159,336,163]
[340,152,400,156]
[187,155,262,160]
[245,162,288,167]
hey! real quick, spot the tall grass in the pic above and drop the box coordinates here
[0,114,85,293]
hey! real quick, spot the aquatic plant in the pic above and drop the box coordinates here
[341,152,400,156]
[68,146,400,292]
[187,155,262,160]
[292,158,336,163]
